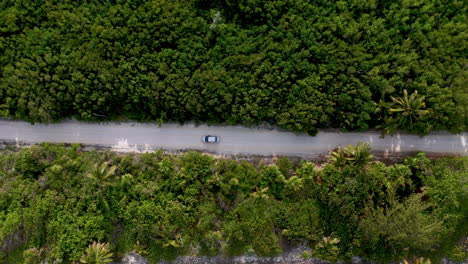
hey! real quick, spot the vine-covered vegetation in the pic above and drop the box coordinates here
[0,0,467,134]
[0,144,466,263]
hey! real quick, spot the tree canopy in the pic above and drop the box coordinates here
[0,144,466,263]
[0,0,466,134]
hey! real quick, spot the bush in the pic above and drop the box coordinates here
[0,145,465,262]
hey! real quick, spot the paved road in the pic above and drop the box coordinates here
[0,120,466,156]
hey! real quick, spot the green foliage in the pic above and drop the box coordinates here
[80,242,113,264]
[277,199,320,242]
[0,145,466,263]
[359,194,445,256]
[275,156,293,178]
[446,244,468,263]
[377,89,431,134]
[22,248,47,264]
[313,235,341,263]
[312,145,466,260]
[0,0,466,134]
[328,142,374,168]
[224,197,282,257]
[86,162,117,181]
[403,257,432,264]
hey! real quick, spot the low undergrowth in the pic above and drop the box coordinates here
[0,143,466,263]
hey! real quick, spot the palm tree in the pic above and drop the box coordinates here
[80,242,113,264]
[314,234,340,263]
[86,162,117,180]
[403,257,431,264]
[343,141,374,167]
[388,89,430,129]
[328,146,347,168]
[328,142,374,168]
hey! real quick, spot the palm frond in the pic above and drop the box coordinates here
[80,242,113,264]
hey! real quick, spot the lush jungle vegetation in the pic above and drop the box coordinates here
[0,144,466,263]
[0,0,467,135]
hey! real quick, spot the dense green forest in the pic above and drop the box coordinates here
[0,144,466,263]
[0,0,467,134]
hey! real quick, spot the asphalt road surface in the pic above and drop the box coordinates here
[0,120,466,157]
